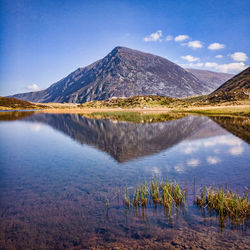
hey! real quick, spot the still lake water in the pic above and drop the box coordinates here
[0,112,249,249]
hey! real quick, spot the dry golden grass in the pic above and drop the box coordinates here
[35,104,250,117]
[1,95,249,117]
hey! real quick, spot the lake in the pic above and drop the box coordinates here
[0,112,249,249]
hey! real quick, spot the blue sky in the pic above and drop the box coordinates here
[0,0,249,96]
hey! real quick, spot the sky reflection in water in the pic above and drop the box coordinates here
[0,113,249,249]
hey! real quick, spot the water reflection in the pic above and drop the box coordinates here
[210,116,250,144]
[0,112,249,248]
[0,111,35,121]
[22,113,231,162]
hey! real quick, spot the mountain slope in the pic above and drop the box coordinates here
[207,67,250,102]
[185,68,234,92]
[11,47,209,103]
[0,96,43,110]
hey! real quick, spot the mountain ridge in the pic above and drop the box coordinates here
[207,67,250,102]
[185,68,234,92]
[10,46,211,103]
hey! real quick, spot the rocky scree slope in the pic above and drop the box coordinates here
[11,47,210,103]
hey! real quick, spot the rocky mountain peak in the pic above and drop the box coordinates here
[11,47,211,103]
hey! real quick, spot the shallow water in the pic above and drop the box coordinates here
[0,112,249,249]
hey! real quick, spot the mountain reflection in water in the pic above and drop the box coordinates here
[1,112,249,162]
[21,113,249,162]
[0,111,249,249]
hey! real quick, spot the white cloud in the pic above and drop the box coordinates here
[185,62,204,68]
[206,156,220,165]
[174,164,185,173]
[187,40,203,49]
[175,35,189,42]
[26,84,39,91]
[208,43,225,50]
[183,145,198,154]
[180,63,204,68]
[229,146,244,155]
[231,52,248,62]
[181,55,200,62]
[152,166,160,174]
[215,55,223,59]
[166,35,173,41]
[205,62,218,68]
[143,30,163,42]
[30,123,41,132]
[203,136,242,147]
[217,62,248,73]
[187,158,200,167]
[191,62,203,67]
[204,61,248,73]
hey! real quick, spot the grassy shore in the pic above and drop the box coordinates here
[172,104,250,117]
[1,104,249,117]
[1,96,249,117]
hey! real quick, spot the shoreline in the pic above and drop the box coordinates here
[0,104,249,117]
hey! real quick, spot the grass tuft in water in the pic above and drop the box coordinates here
[124,187,130,208]
[123,177,186,211]
[106,198,109,217]
[196,185,249,220]
[131,182,148,207]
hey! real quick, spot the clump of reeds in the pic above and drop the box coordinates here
[106,198,109,217]
[196,185,249,219]
[132,182,148,207]
[157,177,186,208]
[124,187,130,208]
[123,177,186,211]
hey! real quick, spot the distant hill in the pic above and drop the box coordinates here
[207,67,250,102]
[185,68,234,92]
[10,47,211,103]
[0,97,43,110]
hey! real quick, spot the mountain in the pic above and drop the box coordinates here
[207,67,250,102]
[185,68,234,92]
[10,47,209,103]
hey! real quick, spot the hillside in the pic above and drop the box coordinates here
[207,67,250,102]
[80,95,187,108]
[185,68,233,91]
[10,47,210,103]
[0,97,44,110]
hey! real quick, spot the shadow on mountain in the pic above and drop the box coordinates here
[210,116,250,144]
[20,113,230,162]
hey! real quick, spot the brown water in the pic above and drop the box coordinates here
[0,112,249,249]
